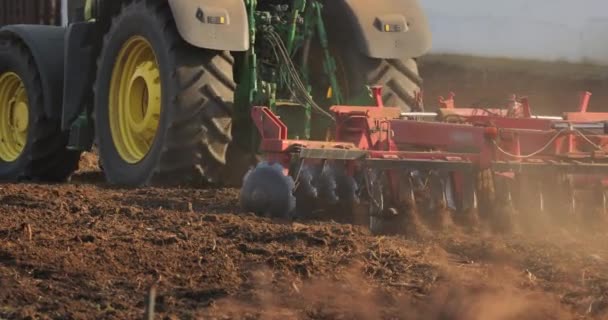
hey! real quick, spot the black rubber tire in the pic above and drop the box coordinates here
[343,54,423,112]
[0,38,80,182]
[94,0,235,186]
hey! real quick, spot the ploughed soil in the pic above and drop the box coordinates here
[0,152,607,320]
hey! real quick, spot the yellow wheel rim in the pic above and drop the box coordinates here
[109,36,162,164]
[0,72,29,162]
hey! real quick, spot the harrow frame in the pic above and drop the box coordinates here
[245,87,608,231]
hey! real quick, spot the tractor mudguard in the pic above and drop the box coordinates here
[168,0,249,52]
[61,21,98,130]
[0,25,66,119]
[325,0,432,59]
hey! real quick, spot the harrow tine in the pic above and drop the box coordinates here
[491,174,516,233]
[368,169,398,235]
[476,170,516,233]
[476,170,495,222]
[514,173,549,232]
[428,172,448,212]
[601,190,608,218]
[425,172,454,229]
[367,169,430,236]
[541,174,576,226]
[576,184,608,231]
[317,162,339,205]
[293,165,319,219]
[448,171,479,228]
[398,172,417,210]
[398,171,430,235]
[597,188,608,225]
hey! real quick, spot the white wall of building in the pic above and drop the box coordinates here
[421,0,608,65]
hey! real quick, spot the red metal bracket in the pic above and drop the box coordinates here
[371,85,384,108]
[251,106,287,140]
[439,92,456,109]
[519,97,532,118]
[578,91,592,113]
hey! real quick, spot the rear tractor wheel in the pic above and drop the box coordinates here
[95,1,235,186]
[341,54,423,112]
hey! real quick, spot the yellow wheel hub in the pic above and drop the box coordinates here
[109,36,162,164]
[0,72,29,162]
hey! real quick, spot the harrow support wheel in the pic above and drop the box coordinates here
[95,0,235,186]
[0,38,79,181]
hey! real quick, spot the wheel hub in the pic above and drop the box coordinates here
[13,101,29,133]
[0,72,29,162]
[127,61,161,136]
[109,36,162,164]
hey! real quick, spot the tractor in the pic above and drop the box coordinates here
[0,0,429,185]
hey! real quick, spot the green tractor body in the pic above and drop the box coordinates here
[0,0,431,186]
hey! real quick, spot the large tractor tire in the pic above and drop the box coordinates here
[341,53,423,112]
[94,1,235,186]
[0,38,80,182]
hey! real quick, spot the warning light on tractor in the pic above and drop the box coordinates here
[207,16,227,24]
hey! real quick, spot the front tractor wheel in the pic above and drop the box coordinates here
[95,1,235,186]
[0,39,80,181]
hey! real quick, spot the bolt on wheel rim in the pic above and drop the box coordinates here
[0,72,29,162]
[109,36,162,164]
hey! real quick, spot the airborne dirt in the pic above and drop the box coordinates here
[0,152,607,320]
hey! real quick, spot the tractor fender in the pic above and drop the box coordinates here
[0,25,66,120]
[326,0,432,59]
[61,21,98,130]
[168,0,249,52]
